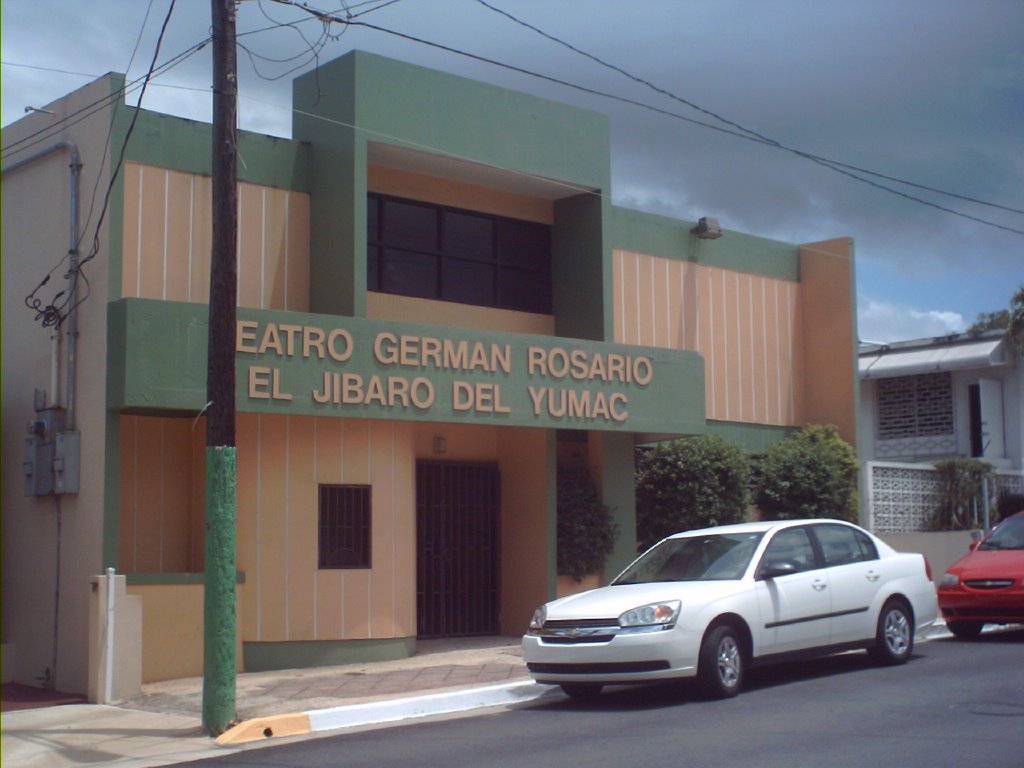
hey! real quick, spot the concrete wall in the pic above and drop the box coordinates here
[2,76,119,693]
[799,238,857,447]
[878,530,977,589]
[87,572,141,702]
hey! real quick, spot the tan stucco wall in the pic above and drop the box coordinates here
[121,163,311,311]
[126,583,244,683]
[799,238,857,445]
[368,292,555,336]
[235,414,417,644]
[498,428,553,633]
[613,250,803,427]
[2,77,117,693]
[368,164,554,224]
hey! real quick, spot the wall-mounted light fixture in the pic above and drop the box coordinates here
[432,436,447,455]
[24,106,55,115]
[691,216,723,239]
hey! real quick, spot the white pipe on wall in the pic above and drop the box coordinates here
[104,567,115,703]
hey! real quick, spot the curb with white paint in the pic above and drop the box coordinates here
[218,680,550,745]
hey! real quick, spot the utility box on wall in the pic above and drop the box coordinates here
[23,404,80,496]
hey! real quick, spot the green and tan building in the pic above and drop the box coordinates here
[1,51,857,694]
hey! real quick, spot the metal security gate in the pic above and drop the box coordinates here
[416,461,500,638]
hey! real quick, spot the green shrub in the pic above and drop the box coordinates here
[753,425,859,522]
[635,435,749,550]
[557,463,618,582]
[930,457,995,530]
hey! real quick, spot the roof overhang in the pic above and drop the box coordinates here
[859,338,1006,379]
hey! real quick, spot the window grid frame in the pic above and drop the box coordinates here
[367,192,552,313]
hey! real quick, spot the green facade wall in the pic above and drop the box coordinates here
[611,206,800,280]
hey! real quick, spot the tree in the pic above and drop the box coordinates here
[557,463,618,582]
[1007,284,1024,356]
[967,309,1009,334]
[930,457,994,530]
[968,284,1024,356]
[754,425,859,522]
[635,436,749,550]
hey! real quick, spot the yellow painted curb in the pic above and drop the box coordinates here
[215,713,312,745]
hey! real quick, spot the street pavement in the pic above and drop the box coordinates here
[1,636,545,768]
[1,624,966,768]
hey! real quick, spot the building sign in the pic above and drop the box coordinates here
[110,299,706,435]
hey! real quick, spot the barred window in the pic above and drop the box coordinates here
[318,485,371,569]
[877,372,953,440]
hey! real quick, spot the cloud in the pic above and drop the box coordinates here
[857,296,966,344]
[3,0,1019,343]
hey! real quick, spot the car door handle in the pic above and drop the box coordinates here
[866,571,880,582]
[812,579,828,591]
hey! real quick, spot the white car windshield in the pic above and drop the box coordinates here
[614,532,765,584]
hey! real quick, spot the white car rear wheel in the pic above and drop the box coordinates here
[870,598,913,665]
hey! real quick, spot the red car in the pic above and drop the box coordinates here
[938,511,1024,639]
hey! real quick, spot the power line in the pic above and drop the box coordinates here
[1,39,210,160]
[475,0,1024,218]
[19,0,182,328]
[267,0,1024,236]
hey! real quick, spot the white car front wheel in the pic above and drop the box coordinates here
[697,624,745,699]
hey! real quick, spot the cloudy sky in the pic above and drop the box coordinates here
[3,0,1021,342]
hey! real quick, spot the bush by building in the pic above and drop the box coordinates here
[557,463,619,582]
[635,436,749,549]
[753,425,859,522]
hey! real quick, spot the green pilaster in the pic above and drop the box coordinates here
[554,193,611,342]
[545,430,559,600]
[600,432,638,579]
[202,446,237,734]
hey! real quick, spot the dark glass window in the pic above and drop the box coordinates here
[383,199,438,251]
[443,258,495,305]
[382,249,437,298]
[319,485,371,569]
[497,219,550,269]
[761,527,817,573]
[444,211,494,261]
[498,266,550,313]
[368,193,551,313]
[813,524,877,566]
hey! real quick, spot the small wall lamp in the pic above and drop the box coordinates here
[691,216,723,239]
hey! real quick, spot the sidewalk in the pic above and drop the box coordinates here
[1,636,542,768]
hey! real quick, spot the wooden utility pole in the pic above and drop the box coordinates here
[203,0,238,736]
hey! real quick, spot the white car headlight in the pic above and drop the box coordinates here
[618,600,681,628]
[940,572,960,587]
[529,605,547,630]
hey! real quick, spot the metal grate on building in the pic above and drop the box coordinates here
[877,372,953,441]
[318,484,372,569]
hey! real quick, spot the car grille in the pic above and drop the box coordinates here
[530,618,619,644]
[543,619,618,629]
[527,661,671,675]
[963,579,1015,590]
[944,606,1023,619]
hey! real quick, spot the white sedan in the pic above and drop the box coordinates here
[522,519,938,699]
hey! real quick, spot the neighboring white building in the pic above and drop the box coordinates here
[859,330,1024,533]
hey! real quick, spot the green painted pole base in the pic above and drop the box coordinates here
[203,445,237,735]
